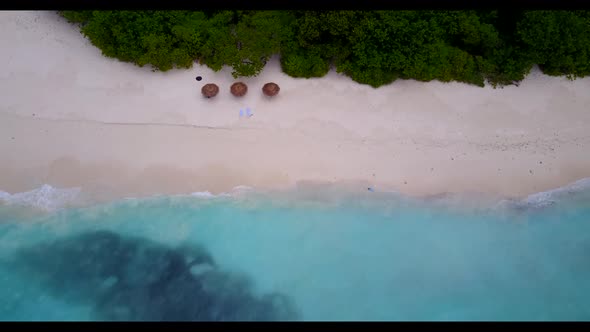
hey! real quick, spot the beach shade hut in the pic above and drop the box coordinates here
[262,82,280,97]
[230,82,248,97]
[201,83,219,98]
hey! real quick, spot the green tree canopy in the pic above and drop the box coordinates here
[60,10,590,88]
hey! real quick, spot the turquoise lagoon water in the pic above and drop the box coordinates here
[1,180,590,321]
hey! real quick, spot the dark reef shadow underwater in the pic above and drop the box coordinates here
[5,230,299,321]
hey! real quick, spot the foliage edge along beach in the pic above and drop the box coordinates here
[60,10,590,88]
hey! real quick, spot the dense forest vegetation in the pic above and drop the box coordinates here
[60,10,590,88]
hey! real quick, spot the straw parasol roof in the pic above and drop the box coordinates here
[262,82,280,97]
[230,82,248,97]
[201,83,219,98]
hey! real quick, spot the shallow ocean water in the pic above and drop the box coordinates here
[1,181,590,321]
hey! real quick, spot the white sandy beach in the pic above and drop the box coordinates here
[1,11,590,202]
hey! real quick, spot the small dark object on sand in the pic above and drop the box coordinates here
[196,76,202,81]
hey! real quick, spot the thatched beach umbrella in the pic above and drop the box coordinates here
[230,82,248,97]
[201,83,219,98]
[262,82,280,97]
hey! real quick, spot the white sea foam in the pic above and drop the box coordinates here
[190,191,231,198]
[189,191,216,198]
[3,179,589,212]
[231,185,254,192]
[522,177,590,207]
[188,186,253,199]
[0,184,81,211]
[491,177,590,211]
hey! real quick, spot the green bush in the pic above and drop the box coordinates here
[280,53,330,78]
[60,10,93,24]
[58,10,590,88]
[518,11,590,78]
